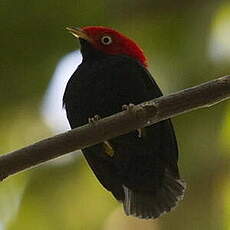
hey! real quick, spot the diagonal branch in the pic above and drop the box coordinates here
[0,75,229,181]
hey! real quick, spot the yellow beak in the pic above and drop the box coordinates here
[66,27,91,42]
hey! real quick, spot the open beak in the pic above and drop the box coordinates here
[66,27,91,42]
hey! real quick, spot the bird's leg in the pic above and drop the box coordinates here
[88,115,114,156]
[122,103,135,111]
[137,129,142,138]
[103,141,115,157]
[122,104,143,138]
[88,114,101,125]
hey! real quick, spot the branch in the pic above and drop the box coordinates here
[0,76,229,181]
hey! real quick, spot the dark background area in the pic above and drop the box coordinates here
[0,0,229,229]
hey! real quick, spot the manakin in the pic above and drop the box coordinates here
[63,26,186,219]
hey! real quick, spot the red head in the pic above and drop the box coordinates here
[67,26,147,67]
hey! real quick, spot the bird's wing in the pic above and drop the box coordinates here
[100,57,184,218]
[64,55,180,203]
[96,56,180,178]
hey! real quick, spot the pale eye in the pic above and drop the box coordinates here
[101,36,112,45]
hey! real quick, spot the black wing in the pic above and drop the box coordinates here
[64,55,185,218]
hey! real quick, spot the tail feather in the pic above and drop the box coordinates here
[122,171,186,219]
[156,191,171,213]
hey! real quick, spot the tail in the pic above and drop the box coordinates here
[122,170,186,219]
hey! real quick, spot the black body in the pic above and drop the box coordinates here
[63,39,185,219]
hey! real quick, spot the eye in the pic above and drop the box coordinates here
[101,36,112,45]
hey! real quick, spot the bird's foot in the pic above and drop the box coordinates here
[137,128,142,138]
[103,141,114,157]
[88,115,101,125]
[122,103,135,111]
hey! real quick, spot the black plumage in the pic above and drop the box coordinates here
[63,38,185,219]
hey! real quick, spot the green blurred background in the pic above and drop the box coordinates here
[0,0,230,229]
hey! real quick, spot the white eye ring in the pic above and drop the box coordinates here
[101,36,112,45]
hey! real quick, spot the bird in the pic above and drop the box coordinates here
[63,26,186,219]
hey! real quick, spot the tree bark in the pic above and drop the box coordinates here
[0,75,229,181]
